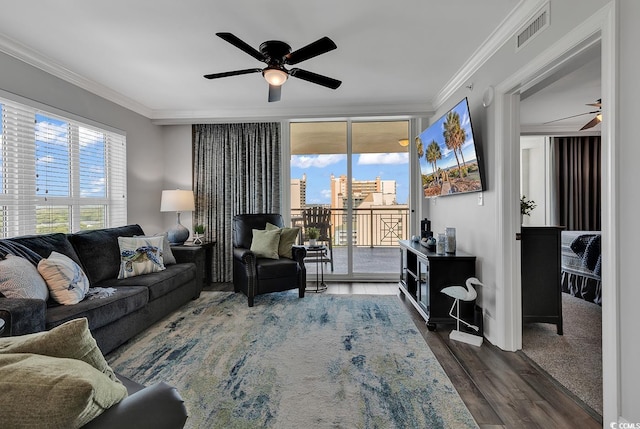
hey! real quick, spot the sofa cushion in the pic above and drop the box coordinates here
[0,353,127,429]
[7,232,82,266]
[38,251,91,305]
[0,255,49,300]
[0,318,119,383]
[99,263,195,301]
[256,258,299,280]
[46,286,148,332]
[69,225,145,285]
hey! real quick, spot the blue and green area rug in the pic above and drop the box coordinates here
[107,291,478,429]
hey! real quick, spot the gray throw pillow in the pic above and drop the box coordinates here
[0,255,49,300]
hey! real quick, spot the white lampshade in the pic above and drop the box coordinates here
[263,68,288,86]
[160,190,195,212]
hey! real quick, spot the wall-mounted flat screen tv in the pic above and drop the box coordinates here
[416,97,484,198]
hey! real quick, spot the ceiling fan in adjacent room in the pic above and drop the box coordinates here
[544,99,602,130]
[204,32,342,102]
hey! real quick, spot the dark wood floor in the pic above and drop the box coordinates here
[206,282,602,429]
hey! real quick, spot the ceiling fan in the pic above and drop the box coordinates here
[204,32,342,102]
[544,99,602,130]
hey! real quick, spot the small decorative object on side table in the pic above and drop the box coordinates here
[305,244,327,293]
[193,224,205,245]
[306,227,320,247]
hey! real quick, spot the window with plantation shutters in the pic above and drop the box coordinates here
[0,97,126,238]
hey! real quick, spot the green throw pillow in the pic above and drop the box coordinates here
[0,318,120,383]
[0,353,128,429]
[265,223,300,259]
[250,228,281,259]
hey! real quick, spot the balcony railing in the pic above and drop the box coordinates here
[291,207,410,248]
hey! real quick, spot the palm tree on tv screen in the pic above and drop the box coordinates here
[443,111,467,177]
[426,139,442,173]
[416,136,424,160]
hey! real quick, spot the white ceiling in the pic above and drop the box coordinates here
[1,0,530,122]
[520,43,601,134]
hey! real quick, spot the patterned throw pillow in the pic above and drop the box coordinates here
[0,255,49,300]
[37,251,90,305]
[117,236,165,279]
[250,228,281,259]
[265,223,300,259]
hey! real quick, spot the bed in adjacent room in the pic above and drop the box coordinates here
[561,231,602,305]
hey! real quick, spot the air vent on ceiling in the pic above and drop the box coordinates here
[516,2,550,52]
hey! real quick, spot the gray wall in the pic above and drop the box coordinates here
[0,51,166,235]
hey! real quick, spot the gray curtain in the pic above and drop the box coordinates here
[551,136,601,231]
[192,123,281,282]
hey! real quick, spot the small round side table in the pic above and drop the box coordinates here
[305,245,328,293]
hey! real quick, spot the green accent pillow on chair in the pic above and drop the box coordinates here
[250,228,281,259]
[265,222,300,259]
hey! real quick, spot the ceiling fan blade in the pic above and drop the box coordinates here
[543,110,599,125]
[289,68,341,89]
[586,98,602,108]
[216,32,266,62]
[285,37,337,65]
[204,68,262,79]
[580,115,602,130]
[268,84,281,102]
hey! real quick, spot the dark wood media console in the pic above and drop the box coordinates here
[398,240,476,331]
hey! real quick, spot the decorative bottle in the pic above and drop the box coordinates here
[436,233,446,255]
[445,227,456,254]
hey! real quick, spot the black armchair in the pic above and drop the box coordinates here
[232,214,306,307]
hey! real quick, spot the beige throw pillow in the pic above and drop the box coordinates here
[265,223,300,259]
[0,353,127,429]
[38,251,90,305]
[0,318,120,383]
[250,228,281,259]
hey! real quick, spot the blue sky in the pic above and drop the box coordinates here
[416,98,479,174]
[291,152,409,205]
[35,114,106,198]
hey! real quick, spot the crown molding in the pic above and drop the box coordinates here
[434,0,549,110]
[150,102,434,125]
[0,33,153,118]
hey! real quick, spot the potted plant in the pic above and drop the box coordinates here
[307,227,320,247]
[193,224,205,245]
[520,195,536,224]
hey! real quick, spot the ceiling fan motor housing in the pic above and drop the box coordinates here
[259,41,291,65]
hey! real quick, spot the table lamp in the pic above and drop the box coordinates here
[160,189,195,245]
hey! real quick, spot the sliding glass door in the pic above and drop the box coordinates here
[290,120,410,279]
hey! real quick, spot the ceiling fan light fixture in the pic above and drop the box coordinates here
[263,68,288,86]
[398,139,409,147]
[596,113,603,122]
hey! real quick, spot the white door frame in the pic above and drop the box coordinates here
[493,3,618,423]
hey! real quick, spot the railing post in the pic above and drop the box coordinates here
[370,208,374,248]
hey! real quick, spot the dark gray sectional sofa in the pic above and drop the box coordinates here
[0,224,200,354]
